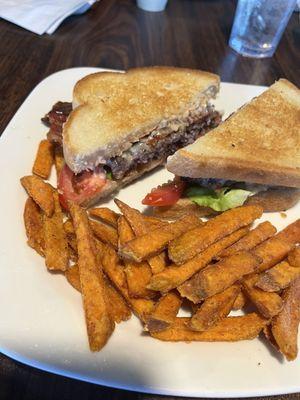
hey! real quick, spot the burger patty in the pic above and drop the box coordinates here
[106,110,221,180]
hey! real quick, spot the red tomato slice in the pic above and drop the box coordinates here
[58,164,107,209]
[142,181,186,206]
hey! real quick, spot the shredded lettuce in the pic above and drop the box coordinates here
[106,171,113,180]
[186,186,252,212]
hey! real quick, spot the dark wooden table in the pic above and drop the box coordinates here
[0,1,299,399]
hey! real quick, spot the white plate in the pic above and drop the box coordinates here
[0,67,299,398]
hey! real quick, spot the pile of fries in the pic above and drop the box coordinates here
[21,138,300,361]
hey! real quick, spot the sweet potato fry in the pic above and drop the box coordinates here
[69,203,114,351]
[66,262,131,323]
[168,205,263,264]
[148,227,249,293]
[255,261,300,292]
[178,251,261,303]
[288,247,300,268]
[253,237,294,272]
[43,192,69,271]
[218,221,276,259]
[276,219,300,245]
[189,285,240,332]
[242,274,283,318]
[115,199,167,273]
[90,219,118,248]
[54,145,64,177]
[32,139,54,179]
[146,291,182,332]
[20,175,54,217]
[178,251,261,302]
[97,240,155,322]
[150,313,268,342]
[232,290,247,310]
[118,216,155,299]
[24,197,45,256]
[88,207,119,227]
[271,278,300,361]
[119,214,201,262]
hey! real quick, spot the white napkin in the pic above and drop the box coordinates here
[0,0,97,35]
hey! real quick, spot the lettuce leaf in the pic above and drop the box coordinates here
[186,186,252,212]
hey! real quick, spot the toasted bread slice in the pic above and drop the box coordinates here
[167,79,300,188]
[63,67,219,173]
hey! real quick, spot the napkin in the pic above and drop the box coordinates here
[0,0,97,35]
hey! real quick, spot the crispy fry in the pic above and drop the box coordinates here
[168,205,263,264]
[90,219,118,248]
[253,237,294,273]
[65,262,131,323]
[43,192,69,271]
[242,274,283,319]
[32,139,54,179]
[271,278,300,361]
[118,216,155,299]
[148,227,249,293]
[276,219,300,245]
[255,261,300,292]
[20,175,54,217]
[24,197,45,256]
[69,203,114,351]
[146,291,182,332]
[232,290,247,310]
[88,207,119,227]
[150,314,268,342]
[218,221,276,259]
[288,247,300,267]
[97,240,155,322]
[115,199,167,273]
[119,214,201,262]
[54,145,64,177]
[189,285,240,332]
[178,251,261,302]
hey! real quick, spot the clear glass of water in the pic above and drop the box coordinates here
[229,0,297,58]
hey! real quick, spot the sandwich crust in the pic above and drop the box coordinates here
[63,67,220,173]
[167,79,300,188]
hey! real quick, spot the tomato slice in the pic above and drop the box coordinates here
[58,164,107,209]
[142,181,186,206]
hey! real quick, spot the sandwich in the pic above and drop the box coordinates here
[42,67,221,207]
[142,79,300,217]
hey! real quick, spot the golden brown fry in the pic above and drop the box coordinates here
[288,247,300,268]
[146,291,182,332]
[97,240,155,322]
[189,285,240,332]
[118,216,155,299]
[148,227,249,293]
[64,219,75,235]
[179,251,260,302]
[54,145,64,178]
[119,214,201,262]
[276,219,300,245]
[218,221,276,258]
[43,192,69,271]
[32,139,54,179]
[88,207,119,227]
[271,278,300,361]
[168,205,263,264]
[20,175,54,217]
[24,197,45,256]
[253,237,294,272]
[90,219,118,248]
[242,274,283,319]
[65,263,81,291]
[255,261,300,292]
[232,290,247,311]
[115,199,167,273]
[150,314,268,342]
[69,203,114,351]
